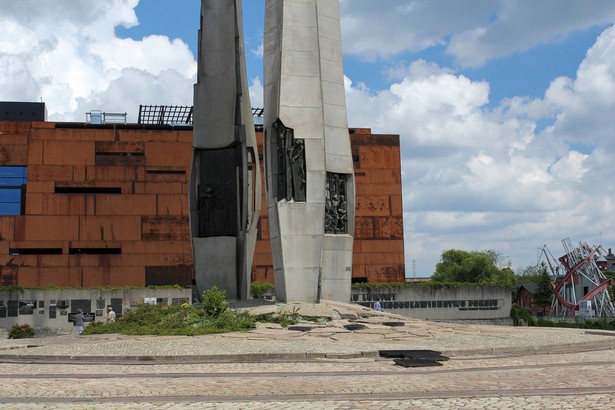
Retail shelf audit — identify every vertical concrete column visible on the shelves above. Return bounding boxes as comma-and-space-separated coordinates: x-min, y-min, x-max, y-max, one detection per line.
264, 0, 355, 302
190, 0, 261, 300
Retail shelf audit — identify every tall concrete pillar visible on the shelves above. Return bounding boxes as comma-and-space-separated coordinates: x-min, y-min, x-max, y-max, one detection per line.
264, 0, 355, 302
190, 0, 261, 300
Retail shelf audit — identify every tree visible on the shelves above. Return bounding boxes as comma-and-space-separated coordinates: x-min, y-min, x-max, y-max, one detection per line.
431, 249, 514, 286
533, 262, 553, 315
516, 264, 542, 283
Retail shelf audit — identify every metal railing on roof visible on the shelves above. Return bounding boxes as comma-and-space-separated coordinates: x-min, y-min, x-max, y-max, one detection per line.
86, 110, 127, 124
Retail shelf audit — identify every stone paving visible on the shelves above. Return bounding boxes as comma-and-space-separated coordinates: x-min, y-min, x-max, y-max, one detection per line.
0, 301, 614, 408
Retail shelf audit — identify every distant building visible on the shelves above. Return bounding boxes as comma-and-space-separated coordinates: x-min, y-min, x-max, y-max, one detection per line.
0, 102, 405, 289
517, 283, 551, 316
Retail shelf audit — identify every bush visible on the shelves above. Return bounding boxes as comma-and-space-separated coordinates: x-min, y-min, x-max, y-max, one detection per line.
251, 282, 275, 297
8, 323, 35, 339
203, 286, 228, 317
510, 304, 536, 326
83, 289, 258, 336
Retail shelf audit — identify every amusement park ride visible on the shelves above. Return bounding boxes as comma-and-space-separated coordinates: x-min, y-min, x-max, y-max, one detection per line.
540, 238, 615, 318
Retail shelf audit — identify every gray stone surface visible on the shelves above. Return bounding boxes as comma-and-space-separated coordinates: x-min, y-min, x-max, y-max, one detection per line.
1, 301, 615, 408
264, 0, 355, 303
190, 0, 261, 300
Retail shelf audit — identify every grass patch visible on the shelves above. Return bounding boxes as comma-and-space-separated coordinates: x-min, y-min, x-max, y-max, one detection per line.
83, 287, 257, 336
82, 287, 328, 336
535, 319, 615, 331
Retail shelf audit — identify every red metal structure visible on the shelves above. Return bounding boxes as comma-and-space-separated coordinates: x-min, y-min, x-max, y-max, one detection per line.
541, 239, 615, 318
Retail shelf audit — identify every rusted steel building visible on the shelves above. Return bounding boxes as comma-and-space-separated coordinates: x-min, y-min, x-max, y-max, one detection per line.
0, 103, 404, 288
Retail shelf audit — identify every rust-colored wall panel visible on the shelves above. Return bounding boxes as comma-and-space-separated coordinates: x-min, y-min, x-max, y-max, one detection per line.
122, 241, 188, 254
95, 194, 157, 216
110, 267, 145, 287
374, 217, 404, 240
28, 165, 74, 181
356, 182, 402, 197
356, 239, 404, 254
0, 266, 18, 286
0, 122, 31, 135
14, 216, 79, 241
79, 216, 142, 241
354, 217, 375, 239
365, 264, 405, 283
26, 181, 55, 193
352, 264, 367, 277
390, 195, 403, 216
0, 145, 28, 164
73, 166, 87, 181
0, 255, 35, 267
145, 142, 192, 166
163, 253, 192, 266
95, 141, 144, 154
10, 241, 65, 249
119, 129, 178, 143
43, 140, 95, 165
69, 254, 122, 268
364, 252, 404, 265
32, 127, 115, 141
157, 194, 189, 216
177, 130, 192, 143
141, 216, 190, 241
25, 193, 43, 214
16, 267, 39, 287
37, 267, 82, 287
258, 216, 270, 240
27, 140, 43, 164
253, 249, 273, 266
143, 169, 188, 183
134, 182, 184, 194
42, 194, 96, 215
0, 134, 27, 144
0, 241, 7, 254
85, 165, 137, 181
358, 146, 401, 169
145, 265, 192, 287
251, 266, 275, 284
367, 169, 401, 185
0, 217, 15, 241
356, 196, 391, 217
81, 267, 109, 287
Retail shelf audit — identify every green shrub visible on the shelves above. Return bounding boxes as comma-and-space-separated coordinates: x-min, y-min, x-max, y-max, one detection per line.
83, 292, 257, 336
251, 282, 275, 297
510, 303, 536, 326
8, 323, 35, 339
536, 319, 615, 331
203, 286, 228, 317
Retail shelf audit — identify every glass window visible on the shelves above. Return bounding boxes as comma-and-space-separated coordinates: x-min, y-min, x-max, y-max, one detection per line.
0, 166, 27, 215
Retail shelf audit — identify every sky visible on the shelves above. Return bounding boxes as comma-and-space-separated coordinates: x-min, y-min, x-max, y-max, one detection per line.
3, 0, 615, 277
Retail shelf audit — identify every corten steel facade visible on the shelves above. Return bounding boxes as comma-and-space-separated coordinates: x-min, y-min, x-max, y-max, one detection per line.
0, 120, 404, 288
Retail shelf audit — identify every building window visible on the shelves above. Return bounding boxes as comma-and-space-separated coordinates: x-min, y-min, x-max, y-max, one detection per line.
0, 166, 27, 215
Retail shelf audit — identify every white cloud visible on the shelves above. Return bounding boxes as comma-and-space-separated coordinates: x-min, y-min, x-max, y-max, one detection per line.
340, 0, 615, 67
345, 23, 615, 275
0, 0, 195, 121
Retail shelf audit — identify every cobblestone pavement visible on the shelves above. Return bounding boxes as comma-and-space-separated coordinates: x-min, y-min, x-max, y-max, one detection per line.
1, 302, 615, 408
0, 350, 613, 409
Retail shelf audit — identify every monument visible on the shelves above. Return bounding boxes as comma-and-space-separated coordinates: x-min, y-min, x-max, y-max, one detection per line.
190, 0, 261, 300
264, 0, 356, 302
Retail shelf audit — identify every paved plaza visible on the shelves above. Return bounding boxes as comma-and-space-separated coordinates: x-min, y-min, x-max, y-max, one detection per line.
1, 302, 614, 409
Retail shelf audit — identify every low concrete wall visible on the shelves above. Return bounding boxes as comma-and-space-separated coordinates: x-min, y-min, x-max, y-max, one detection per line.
0, 288, 192, 335
351, 285, 512, 320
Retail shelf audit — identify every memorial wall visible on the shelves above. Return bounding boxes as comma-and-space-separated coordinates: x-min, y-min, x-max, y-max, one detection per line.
351, 285, 512, 321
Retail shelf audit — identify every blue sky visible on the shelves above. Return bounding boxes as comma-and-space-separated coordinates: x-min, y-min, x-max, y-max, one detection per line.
3, 0, 615, 276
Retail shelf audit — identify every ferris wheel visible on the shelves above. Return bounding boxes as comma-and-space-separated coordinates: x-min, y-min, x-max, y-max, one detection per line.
540, 238, 615, 318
